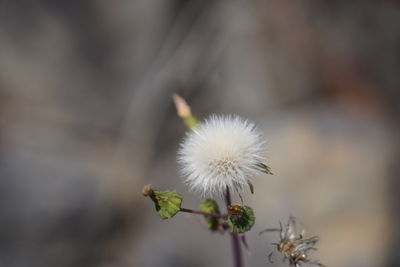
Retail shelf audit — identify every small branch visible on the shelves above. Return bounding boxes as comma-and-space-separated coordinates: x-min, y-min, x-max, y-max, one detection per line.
180, 208, 227, 219
225, 187, 243, 267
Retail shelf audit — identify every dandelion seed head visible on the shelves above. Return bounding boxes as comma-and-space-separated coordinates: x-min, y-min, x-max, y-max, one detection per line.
178, 115, 266, 197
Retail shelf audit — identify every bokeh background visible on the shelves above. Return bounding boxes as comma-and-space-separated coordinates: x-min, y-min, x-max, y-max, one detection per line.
1, 1, 400, 267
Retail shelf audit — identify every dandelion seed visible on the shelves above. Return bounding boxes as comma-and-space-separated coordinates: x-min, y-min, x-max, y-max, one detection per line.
177, 115, 267, 197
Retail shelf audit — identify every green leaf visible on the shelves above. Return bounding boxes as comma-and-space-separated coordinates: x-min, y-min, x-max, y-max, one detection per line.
150, 190, 182, 219
200, 199, 220, 230
227, 205, 255, 233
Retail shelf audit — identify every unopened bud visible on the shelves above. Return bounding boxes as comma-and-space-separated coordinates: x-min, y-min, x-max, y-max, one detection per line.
172, 93, 192, 118
227, 205, 255, 233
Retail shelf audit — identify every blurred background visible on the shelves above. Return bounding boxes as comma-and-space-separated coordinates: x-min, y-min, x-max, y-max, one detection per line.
0, 1, 400, 267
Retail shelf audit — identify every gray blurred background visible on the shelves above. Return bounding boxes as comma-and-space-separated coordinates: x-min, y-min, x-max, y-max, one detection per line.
1, 1, 400, 267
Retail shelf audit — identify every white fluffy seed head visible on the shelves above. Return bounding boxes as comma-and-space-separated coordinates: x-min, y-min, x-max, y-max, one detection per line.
177, 115, 266, 198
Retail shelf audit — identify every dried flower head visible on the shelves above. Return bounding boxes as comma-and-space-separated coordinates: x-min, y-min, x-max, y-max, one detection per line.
259, 216, 325, 267
178, 115, 267, 197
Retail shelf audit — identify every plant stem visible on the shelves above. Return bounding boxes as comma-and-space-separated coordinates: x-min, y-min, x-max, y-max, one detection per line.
225, 187, 243, 267
230, 232, 242, 267
180, 208, 227, 219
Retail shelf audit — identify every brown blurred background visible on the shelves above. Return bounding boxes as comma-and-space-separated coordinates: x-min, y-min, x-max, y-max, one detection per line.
0, 1, 400, 267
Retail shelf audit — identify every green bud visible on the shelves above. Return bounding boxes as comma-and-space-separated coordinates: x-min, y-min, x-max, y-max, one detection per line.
227, 204, 255, 233
200, 199, 220, 230
150, 190, 182, 219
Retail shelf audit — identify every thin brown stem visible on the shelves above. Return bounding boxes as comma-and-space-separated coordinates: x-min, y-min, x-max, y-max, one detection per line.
225, 187, 243, 267
225, 186, 232, 206
230, 232, 242, 267
180, 208, 227, 219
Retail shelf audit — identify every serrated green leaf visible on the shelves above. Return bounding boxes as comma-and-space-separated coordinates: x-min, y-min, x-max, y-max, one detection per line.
199, 199, 220, 230
227, 205, 255, 233
150, 190, 182, 219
